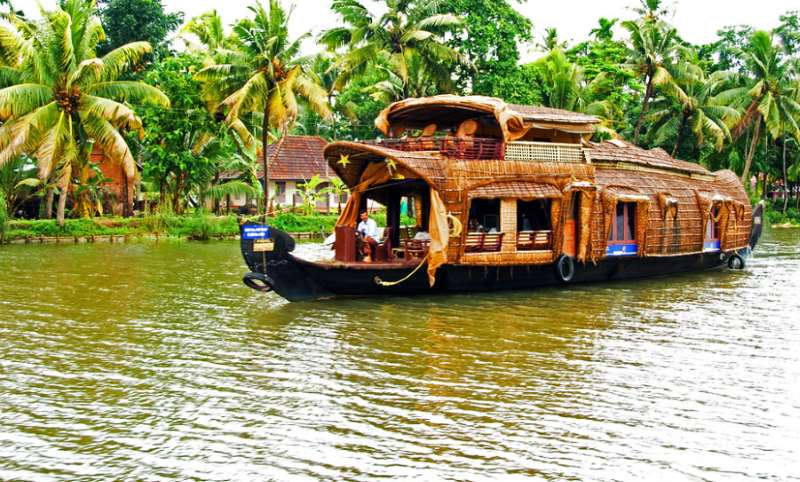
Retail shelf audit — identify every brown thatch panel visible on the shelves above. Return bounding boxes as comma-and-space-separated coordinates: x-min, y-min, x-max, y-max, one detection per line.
324, 142, 447, 188
469, 181, 561, 200
592, 167, 752, 260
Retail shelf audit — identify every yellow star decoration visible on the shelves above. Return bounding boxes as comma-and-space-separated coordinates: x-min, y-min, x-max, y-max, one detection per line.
385, 158, 397, 172
337, 154, 350, 167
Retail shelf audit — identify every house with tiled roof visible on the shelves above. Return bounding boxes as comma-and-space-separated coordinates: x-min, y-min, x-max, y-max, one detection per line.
224, 135, 345, 212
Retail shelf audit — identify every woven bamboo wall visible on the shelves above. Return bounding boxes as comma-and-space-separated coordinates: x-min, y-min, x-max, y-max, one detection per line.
324, 141, 752, 266
590, 168, 752, 260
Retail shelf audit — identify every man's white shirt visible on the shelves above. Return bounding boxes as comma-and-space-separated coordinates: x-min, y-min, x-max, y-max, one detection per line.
357, 218, 379, 239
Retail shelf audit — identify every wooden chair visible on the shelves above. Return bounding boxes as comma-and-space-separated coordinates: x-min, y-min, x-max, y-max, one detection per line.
482, 232, 504, 252
373, 227, 394, 262
516, 230, 552, 251
464, 232, 485, 252
403, 238, 430, 259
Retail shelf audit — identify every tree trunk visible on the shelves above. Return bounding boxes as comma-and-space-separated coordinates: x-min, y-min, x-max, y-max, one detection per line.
633, 73, 654, 144
671, 113, 688, 157
56, 188, 67, 227
782, 135, 789, 213
212, 171, 220, 214
122, 166, 131, 218
45, 188, 55, 219
172, 173, 184, 214
741, 116, 761, 185
262, 106, 270, 217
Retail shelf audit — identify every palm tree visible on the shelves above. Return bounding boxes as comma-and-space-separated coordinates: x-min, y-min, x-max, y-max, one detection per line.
720, 31, 800, 184
320, 0, 467, 97
0, 0, 169, 225
623, 18, 685, 143
307, 53, 358, 140
648, 70, 740, 156
533, 49, 618, 134
196, 0, 330, 216
538, 27, 568, 51
590, 18, 618, 41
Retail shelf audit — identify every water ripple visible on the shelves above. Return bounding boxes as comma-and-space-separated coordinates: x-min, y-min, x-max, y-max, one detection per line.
1, 232, 800, 480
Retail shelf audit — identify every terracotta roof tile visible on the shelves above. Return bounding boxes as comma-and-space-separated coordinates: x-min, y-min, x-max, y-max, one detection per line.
257, 136, 331, 180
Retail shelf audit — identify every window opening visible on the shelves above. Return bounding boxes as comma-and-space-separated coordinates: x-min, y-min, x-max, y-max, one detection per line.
516, 199, 552, 251
704, 205, 721, 252
607, 202, 637, 256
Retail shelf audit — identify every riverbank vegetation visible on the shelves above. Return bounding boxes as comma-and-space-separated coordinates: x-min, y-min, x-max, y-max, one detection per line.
0, 0, 799, 232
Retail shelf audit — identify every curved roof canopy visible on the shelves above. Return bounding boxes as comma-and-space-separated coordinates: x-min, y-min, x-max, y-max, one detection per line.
375, 95, 599, 141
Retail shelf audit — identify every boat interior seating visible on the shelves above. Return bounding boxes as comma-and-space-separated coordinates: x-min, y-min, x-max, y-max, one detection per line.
517, 230, 552, 251
403, 238, 430, 259
464, 232, 505, 253
372, 227, 394, 262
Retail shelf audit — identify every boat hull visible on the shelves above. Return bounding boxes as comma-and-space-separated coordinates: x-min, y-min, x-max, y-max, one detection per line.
240, 224, 750, 302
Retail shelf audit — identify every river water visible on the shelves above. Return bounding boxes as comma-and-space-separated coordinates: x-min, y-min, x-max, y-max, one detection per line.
1, 230, 799, 481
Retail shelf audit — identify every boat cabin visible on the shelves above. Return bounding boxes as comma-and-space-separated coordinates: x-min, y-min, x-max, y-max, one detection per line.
324, 96, 601, 274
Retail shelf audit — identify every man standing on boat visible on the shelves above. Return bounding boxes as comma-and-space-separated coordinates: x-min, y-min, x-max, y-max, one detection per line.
357, 210, 380, 262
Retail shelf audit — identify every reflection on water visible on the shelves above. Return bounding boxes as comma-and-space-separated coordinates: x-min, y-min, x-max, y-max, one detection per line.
1, 231, 799, 480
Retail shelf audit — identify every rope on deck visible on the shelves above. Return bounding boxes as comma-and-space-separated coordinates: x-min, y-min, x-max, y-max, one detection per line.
374, 254, 429, 287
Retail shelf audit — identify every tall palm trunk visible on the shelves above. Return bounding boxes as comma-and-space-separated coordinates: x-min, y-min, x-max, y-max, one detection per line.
262, 105, 270, 217
740, 116, 761, 185
56, 188, 68, 227
633, 72, 654, 144
212, 171, 220, 214
671, 113, 688, 157
782, 135, 789, 213
44, 188, 55, 219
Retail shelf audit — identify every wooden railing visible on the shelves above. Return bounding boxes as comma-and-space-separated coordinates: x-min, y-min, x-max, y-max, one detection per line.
505, 141, 587, 163
368, 137, 505, 160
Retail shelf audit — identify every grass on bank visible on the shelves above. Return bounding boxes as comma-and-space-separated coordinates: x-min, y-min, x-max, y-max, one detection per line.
2, 211, 345, 242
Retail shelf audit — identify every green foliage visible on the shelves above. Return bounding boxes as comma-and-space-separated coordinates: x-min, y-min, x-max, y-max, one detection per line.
97, 0, 183, 57
137, 53, 236, 213
0, 0, 170, 225
322, 0, 468, 98
268, 212, 338, 233
766, 204, 800, 225
441, 0, 532, 95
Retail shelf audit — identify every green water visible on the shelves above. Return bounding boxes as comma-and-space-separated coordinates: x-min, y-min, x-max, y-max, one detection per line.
1, 230, 799, 480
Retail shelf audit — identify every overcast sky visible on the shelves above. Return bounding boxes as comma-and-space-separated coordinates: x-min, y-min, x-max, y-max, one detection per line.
20, 0, 799, 59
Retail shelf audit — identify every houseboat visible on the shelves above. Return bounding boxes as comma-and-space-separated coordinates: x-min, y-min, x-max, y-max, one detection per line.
239, 95, 763, 301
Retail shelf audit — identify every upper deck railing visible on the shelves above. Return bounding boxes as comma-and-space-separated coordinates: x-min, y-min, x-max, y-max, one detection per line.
505, 141, 586, 163
367, 137, 505, 160
362, 137, 587, 163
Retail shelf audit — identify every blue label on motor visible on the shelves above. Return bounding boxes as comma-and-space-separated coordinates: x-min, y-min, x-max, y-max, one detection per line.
703, 240, 721, 252
243, 225, 271, 240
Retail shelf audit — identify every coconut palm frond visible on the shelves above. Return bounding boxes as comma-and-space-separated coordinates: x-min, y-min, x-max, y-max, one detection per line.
99, 41, 152, 81
80, 95, 141, 129
81, 115, 136, 178
206, 180, 259, 201
0, 83, 52, 120
87, 81, 170, 107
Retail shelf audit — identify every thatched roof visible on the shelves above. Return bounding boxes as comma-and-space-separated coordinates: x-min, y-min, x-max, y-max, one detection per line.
589, 140, 710, 176
375, 95, 599, 141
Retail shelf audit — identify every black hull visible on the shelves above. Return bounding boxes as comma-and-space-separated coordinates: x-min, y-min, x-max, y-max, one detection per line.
241, 224, 750, 302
